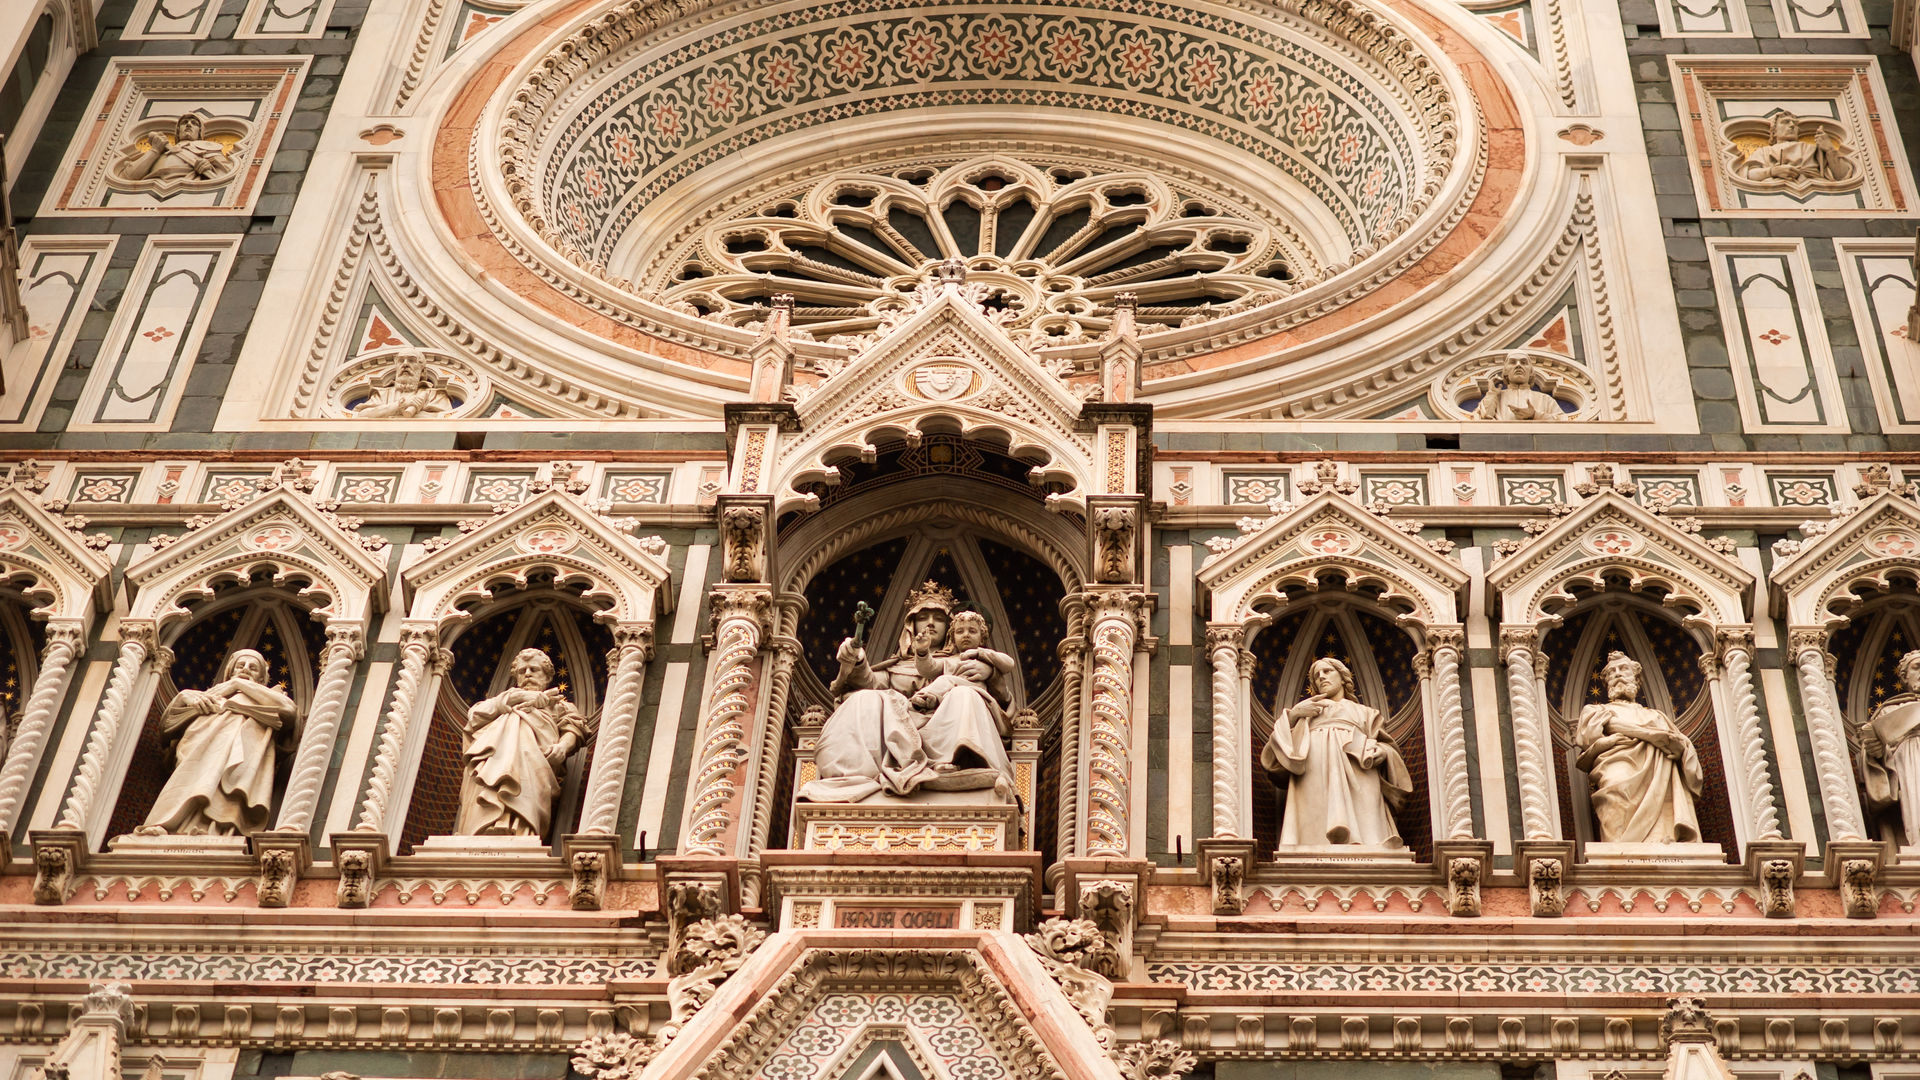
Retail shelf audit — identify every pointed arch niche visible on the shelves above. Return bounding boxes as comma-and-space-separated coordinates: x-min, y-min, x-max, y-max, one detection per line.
1488, 493, 1781, 861
1196, 491, 1473, 860
769, 465, 1087, 865
54, 491, 386, 849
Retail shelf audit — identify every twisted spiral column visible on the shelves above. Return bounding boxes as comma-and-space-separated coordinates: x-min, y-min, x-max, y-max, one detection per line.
1427, 628, 1474, 840
274, 623, 365, 835
1205, 625, 1243, 838
1790, 629, 1866, 841
1084, 589, 1143, 859
578, 624, 654, 836
683, 587, 770, 856
57, 623, 162, 831
354, 624, 440, 832
746, 633, 801, 857
1716, 629, 1783, 841
1500, 627, 1557, 841
1052, 597, 1088, 872
0, 621, 85, 837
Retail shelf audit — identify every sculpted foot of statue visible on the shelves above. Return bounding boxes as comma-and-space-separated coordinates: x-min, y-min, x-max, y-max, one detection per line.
456, 648, 586, 838
1261, 657, 1413, 850
1575, 651, 1705, 846
1864, 650, 1920, 848
799, 585, 1017, 804
138, 649, 295, 839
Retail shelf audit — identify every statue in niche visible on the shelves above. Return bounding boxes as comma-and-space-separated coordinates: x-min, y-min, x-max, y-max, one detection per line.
1260, 656, 1412, 847
457, 648, 587, 837
1731, 111, 1857, 188
351, 351, 458, 418
799, 582, 1016, 803
117, 114, 234, 186
1862, 649, 1920, 847
1574, 651, 1704, 844
137, 649, 295, 836
1471, 352, 1567, 422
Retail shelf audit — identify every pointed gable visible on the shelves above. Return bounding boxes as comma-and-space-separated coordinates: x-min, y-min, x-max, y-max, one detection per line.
1198, 490, 1470, 627
775, 286, 1096, 511
1488, 491, 1752, 626
125, 489, 389, 629
403, 491, 670, 627
1770, 493, 1920, 628
0, 489, 112, 622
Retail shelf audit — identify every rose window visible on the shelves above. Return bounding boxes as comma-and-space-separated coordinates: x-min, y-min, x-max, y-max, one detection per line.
647, 156, 1306, 344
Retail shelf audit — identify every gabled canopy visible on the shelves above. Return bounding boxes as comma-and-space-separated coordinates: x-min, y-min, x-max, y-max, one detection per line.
1488, 492, 1752, 627
402, 490, 669, 629
774, 284, 1097, 514
126, 489, 389, 630
0, 489, 112, 622
1769, 493, 1920, 628
1197, 490, 1469, 628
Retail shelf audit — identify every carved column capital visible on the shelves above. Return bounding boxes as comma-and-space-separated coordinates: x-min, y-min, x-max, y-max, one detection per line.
1498, 626, 1540, 665
40, 620, 87, 649
1787, 627, 1830, 657
321, 623, 367, 663
609, 622, 656, 664
1204, 624, 1244, 656
1426, 627, 1465, 654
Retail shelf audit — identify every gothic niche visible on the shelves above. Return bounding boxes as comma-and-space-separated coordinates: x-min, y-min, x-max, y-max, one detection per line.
1542, 598, 1738, 858
1453, 350, 1585, 422
398, 583, 610, 853
103, 584, 324, 844
330, 348, 479, 420
109, 113, 246, 198
1824, 585, 1920, 848
1724, 110, 1861, 196
1249, 595, 1432, 860
778, 446, 1072, 859
0, 586, 50, 775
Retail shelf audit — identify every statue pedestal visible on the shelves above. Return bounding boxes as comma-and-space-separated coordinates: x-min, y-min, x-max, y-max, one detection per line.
105, 833, 249, 857
1582, 841, 1728, 867
791, 800, 1023, 853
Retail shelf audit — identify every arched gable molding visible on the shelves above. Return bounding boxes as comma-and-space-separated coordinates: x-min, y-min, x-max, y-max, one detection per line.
1487, 492, 1751, 630
402, 490, 670, 631
356, 491, 670, 844
1486, 493, 1782, 850
0, 489, 111, 623
1197, 490, 1469, 629
1195, 491, 1473, 844
1769, 493, 1920, 630
125, 489, 390, 632
771, 288, 1097, 516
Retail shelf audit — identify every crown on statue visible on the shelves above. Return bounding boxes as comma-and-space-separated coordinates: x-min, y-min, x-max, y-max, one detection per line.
905, 580, 957, 614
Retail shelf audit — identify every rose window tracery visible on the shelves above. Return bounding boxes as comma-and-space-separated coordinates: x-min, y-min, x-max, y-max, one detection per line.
647, 155, 1309, 343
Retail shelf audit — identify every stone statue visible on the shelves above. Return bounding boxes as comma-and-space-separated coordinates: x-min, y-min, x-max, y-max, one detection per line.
799, 582, 1016, 803
1862, 649, 1920, 846
1732, 112, 1856, 188
138, 649, 295, 836
352, 352, 457, 418
1574, 651, 1704, 844
1472, 352, 1567, 421
118, 114, 233, 186
457, 648, 586, 837
1259, 656, 1412, 847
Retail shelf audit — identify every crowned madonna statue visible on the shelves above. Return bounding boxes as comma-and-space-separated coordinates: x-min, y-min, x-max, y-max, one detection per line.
799, 581, 1018, 804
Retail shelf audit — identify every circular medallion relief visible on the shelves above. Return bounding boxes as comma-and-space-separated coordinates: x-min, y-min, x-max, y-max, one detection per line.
1586, 530, 1642, 557
1304, 529, 1355, 556
0, 525, 27, 550
1869, 531, 1919, 557
518, 527, 579, 555
907, 363, 981, 401
246, 526, 300, 552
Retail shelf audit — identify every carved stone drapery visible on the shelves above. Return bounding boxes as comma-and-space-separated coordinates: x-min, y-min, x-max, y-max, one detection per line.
275, 624, 365, 836
578, 623, 655, 836
1500, 628, 1558, 841
1205, 625, 1245, 839
0, 621, 85, 840
683, 587, 771, 857
1711, 629, 1784, 842
57, 623, 165, 832
1426, 627, 1474, 840
354, 624, 445, 833
1084, 589, 1147, 859
1789, 628, 1866, 841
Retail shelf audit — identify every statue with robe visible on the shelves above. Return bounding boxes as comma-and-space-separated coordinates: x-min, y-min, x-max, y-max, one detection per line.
352, 351, 457, 418
1862, 649, 1920, 847
457, 648, 586, 837
1472, 352, 1567, 421
1732, 111, 1855, 188
139, 649, 295, 836
799, 582, 1016, 803
1574, 651, 1704, 844
1260, 656, 1413, 847
118, 114, 233, 186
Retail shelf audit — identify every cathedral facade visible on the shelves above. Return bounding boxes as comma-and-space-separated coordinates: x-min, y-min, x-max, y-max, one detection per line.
1, 1, 1919, 1080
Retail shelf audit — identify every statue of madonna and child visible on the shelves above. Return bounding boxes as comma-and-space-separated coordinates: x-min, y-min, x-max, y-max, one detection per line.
799, 581, 1018, 804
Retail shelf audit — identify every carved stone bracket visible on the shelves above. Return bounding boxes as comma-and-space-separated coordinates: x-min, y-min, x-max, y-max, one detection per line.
562, 834, 622, 912
329, 833, 390, 909
1517, 840, 1575, 918
1824, 840, 1889, 919
1434, 839, 1493, 918
661, 874, 729, 967
1745, 840, 1803, 919
28, 829, 87, 905
1198, 837, 1257, 917
250, 831, 311, 909
716, 496, 773, 584
660, 914, 766, 1041
1024, 916, 1121, 1046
